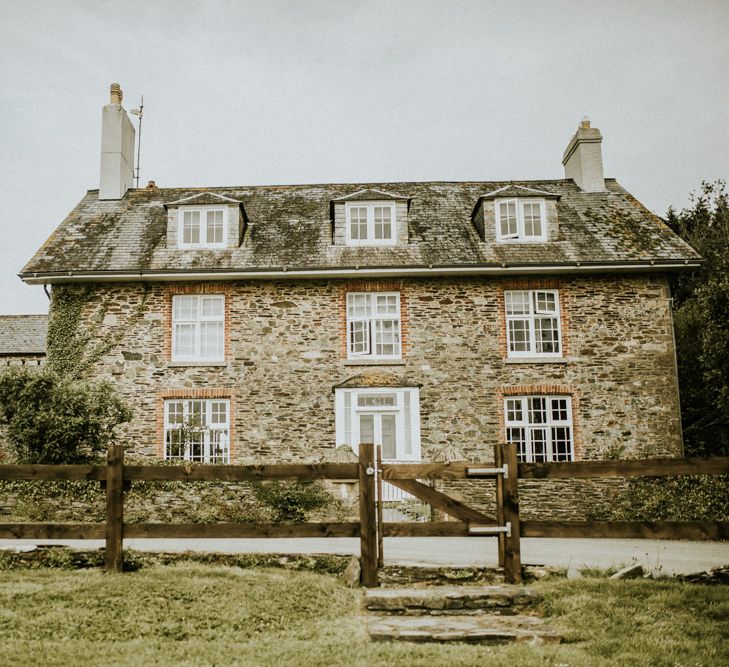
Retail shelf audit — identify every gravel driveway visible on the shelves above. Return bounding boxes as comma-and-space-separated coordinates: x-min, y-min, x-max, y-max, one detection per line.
2, 537, 728, 576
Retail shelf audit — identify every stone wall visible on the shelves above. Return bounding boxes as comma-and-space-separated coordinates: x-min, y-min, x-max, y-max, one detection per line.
46, 273, 683, 517
441, 478, 627, 521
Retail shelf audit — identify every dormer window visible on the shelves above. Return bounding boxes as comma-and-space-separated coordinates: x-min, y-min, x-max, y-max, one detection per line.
495, 198, 547, 242
345, 202, 396, 245
178, 207, 228, 248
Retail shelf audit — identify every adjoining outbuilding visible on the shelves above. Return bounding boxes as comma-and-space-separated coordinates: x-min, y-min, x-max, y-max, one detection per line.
0, 315, 48, 368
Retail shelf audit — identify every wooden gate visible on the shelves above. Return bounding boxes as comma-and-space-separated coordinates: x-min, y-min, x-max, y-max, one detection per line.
360, 442, 521, 586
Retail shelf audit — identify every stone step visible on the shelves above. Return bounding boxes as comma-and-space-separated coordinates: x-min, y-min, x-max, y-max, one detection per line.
364, 584, 541, 615
367, 613, 561, 644
379, 565, 505, 587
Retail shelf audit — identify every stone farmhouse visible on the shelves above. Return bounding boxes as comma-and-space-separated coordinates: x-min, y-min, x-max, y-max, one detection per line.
0, 315, 48, 368
20, 85, 700, 513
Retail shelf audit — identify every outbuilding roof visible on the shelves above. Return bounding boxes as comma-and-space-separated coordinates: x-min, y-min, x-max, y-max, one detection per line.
19, 179, 700, 283
0, 315, 48, 355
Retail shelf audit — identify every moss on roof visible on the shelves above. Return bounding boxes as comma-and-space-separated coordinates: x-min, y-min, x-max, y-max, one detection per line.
20, 179, 700, 278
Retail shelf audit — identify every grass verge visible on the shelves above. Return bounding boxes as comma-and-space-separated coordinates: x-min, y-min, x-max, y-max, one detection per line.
0, 564, 726, 666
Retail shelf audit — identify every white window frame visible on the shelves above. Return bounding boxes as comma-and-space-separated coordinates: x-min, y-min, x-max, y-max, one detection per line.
345, 201, 397, 246
504, 289, 562, 358
334, 387, 421, 462
504, 395, 573, 463
177, 206, 228, 248
346, 292, 402, 360
164, 398, 230, 463
495, 198, 547, 242
171, 294, 225, 362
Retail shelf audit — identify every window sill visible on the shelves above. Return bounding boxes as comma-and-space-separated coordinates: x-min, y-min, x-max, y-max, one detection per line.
176, 244, 228, 250
344, 243, 399, 248
344, 359, 406, 366
168, 361, 228, 368
504, 357, 568, 364
494, 238, 548, 244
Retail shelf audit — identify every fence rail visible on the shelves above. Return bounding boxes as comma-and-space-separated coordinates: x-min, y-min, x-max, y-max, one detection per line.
1, 446, 727, 585
521, 520, 729, 540
519, 457, 729, 479
0, 465, 106, 481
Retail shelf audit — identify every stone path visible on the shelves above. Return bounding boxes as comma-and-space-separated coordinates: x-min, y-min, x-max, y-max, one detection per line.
364, 582, 561, 644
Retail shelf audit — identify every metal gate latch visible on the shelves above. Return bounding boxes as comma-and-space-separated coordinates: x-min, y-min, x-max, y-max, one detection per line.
468, 522, 512, 537
466, 464, 508, 479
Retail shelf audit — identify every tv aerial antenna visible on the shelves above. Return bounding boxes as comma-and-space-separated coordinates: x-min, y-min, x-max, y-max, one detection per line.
130, 95, 144, 188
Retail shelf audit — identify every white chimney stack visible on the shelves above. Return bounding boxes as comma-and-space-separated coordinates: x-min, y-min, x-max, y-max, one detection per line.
99, 83, 135, 200
561, 117, 606, 192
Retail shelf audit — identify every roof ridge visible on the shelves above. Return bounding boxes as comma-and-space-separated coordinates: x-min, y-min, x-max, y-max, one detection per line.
112, 178, 578, 193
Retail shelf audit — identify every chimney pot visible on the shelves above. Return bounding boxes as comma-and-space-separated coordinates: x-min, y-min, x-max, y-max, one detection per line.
146, 180, 157, 190
580, 116, 590, 129
110, 83, 123, 105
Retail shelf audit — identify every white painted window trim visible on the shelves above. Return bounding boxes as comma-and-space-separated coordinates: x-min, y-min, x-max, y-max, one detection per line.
171, 294, 226, 362
163, 398, 230, 463
334, 387, 421, 462
346, 292, 402, 360
504, 289, 562, 358
504, 395, 574, 463
345, 201, 397, 246
177, 206, 228, 248
495, 198, 547, 242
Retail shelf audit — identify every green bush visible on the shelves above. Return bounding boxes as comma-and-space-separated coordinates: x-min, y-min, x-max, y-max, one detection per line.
608, 475, 729, 521
0, 479, 105, 522
0, 368, 131, 464
253, 481, 335, 523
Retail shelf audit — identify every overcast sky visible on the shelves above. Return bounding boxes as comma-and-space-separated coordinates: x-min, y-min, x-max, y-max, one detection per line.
0, 0, 727, 315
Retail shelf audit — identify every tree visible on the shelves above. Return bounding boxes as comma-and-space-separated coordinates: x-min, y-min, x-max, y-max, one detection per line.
0, 368, 132, 464
666, 181, 729, 456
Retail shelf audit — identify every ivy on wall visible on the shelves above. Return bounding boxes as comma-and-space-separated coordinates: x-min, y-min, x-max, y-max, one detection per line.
47, 284, 150, 379
46, 285, 93, 378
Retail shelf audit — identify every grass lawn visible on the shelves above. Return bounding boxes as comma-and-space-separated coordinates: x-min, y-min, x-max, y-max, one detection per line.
0, 563, 727, 666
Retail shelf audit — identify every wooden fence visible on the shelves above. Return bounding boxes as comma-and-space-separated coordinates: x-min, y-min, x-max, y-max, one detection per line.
1, 444, 728, 586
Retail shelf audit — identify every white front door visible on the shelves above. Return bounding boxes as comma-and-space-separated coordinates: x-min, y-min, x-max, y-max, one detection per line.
335, 387, 421, 502
358, 411, 411, 502
358, 412, 397, 459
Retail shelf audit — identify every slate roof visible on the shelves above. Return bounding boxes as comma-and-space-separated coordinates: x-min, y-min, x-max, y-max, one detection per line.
20, 179, 700, 281
0, 315, 48, 355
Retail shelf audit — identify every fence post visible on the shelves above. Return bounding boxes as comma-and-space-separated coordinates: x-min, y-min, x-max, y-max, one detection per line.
358, 442, 378, 587
376, 447, 384, 569
501, 441, 522, 584
105, 444, 124, 573
494, 443, 506, 568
